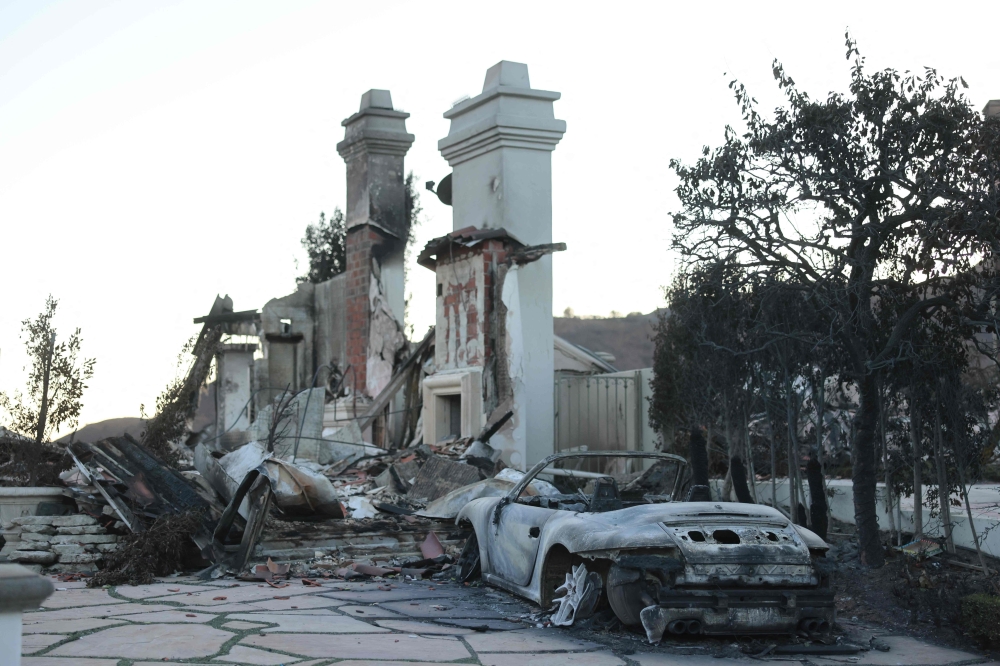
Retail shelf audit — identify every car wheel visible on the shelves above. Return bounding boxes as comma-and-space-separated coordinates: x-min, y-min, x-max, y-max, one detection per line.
607, 564, 655, 626
457, 531, 482, 583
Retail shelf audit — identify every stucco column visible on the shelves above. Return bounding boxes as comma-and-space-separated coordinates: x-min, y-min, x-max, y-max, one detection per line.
214, 343, 256, 447
438, 62, 565, 468
337, 90, 414, 397
0, 564, 54, 664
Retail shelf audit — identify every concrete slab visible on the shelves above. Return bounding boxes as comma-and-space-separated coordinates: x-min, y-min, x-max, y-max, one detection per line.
178, 602, 272, 613
374, 619, 478, 635
242, 633, 473, 661
20, 633, 66, 654
248, 594, 344, 611
245, 608, 338, 616
21, 617, 124, 634
228, 612, 389, 633
114, 582, 216, 599
378, 598, 507, 619
112, 610, 218, 623
39, 588, 117, 609
42, 578, 89, 589
338, 604, 403, 618
162, 584, 319, 605
632, 655, 757, 665
808, 635, 984, 665
23, 602, 178, 621
21, 657, 120, 666
435, 618, 524, 630
48, 623, 233, 660
466, 627, 604, 652
329, 663, 449, 666
319, 587, 457, 603
215, 644, 301, 664
222, 620, 270, 630
478, 652, 626, 666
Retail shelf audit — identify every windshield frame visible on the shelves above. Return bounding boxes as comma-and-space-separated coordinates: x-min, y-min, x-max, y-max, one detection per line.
503, 451, 689, 503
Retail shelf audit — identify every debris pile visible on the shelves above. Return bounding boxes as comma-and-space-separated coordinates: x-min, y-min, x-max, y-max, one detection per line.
1, 315, 515, 584
0, 514, 120, 569
89, 511, 204, 586
60, 434, 217, 546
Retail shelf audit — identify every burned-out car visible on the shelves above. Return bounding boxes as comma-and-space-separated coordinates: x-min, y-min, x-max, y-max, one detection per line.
456, 452, 834, 640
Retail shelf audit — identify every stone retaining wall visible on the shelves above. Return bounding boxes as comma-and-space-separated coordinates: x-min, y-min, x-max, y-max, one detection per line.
1, 514, 120, 568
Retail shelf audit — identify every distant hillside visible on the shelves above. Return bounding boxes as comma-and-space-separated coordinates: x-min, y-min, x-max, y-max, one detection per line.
57, 417, 145, 444
554, 310, 663, 371
56, 383, 217, 445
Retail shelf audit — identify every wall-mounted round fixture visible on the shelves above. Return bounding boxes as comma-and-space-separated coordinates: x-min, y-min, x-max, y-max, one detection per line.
425, 174, 452, 206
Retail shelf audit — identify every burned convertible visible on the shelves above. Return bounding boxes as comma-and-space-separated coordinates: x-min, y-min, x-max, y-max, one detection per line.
456, 452, 834, 641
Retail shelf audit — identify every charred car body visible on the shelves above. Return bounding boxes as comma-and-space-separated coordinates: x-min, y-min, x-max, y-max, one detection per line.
456, 452, 834, 640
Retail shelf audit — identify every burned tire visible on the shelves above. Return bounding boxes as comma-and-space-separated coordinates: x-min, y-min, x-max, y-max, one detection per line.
606, 564, 652, 626
457, 531, 481, 583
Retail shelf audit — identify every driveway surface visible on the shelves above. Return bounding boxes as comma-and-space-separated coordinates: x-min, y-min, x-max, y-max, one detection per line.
18, 575, 997, 665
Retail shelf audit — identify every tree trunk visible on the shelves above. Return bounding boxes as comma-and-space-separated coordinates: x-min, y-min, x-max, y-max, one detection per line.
806, 457, 828, 540
744, 410, 758, 502
35, 331, 55, 445
933, 401, 955, 554
689, 428, 710, 488
29, 331, 56, 487
730, 456, 754, 503
955, 456, 989, 574
877, 380, 897, 545
910, 392, 923, 539
852, 374, 885, 567
768, 411, 778, 511
785, 380, 801, 523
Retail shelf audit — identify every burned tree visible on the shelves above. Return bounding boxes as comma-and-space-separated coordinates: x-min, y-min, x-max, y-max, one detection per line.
669, 35, 1000, 566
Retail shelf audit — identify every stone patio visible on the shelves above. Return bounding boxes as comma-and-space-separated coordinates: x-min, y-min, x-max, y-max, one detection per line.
18, 576, 996, 665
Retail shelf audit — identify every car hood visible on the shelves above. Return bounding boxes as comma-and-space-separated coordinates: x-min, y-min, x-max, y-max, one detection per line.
561, 501, 815, 565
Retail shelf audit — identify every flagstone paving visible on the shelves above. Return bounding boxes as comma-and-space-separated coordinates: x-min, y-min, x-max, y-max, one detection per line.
18, 574, 998, 665
21, 658, 119, 666
21, 617, 125, 634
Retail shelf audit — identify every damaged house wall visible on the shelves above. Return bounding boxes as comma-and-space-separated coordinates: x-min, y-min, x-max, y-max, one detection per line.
215, 89, 412, 452
256, 271, 347, 415
313, 274, 348, 388
434, 61, 566, 469
259, 282, 315, 403
417, 230, 519, 448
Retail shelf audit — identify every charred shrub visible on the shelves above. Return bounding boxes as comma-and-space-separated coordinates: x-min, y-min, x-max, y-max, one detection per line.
0, 436, 71, 487
88, 511, 201, 587
962, 594, 1000, 647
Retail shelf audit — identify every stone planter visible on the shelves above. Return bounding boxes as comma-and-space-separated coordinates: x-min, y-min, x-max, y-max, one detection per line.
0, 487, 65, 525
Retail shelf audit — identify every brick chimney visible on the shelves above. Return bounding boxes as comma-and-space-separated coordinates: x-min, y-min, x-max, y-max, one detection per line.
337, 90, 414, 396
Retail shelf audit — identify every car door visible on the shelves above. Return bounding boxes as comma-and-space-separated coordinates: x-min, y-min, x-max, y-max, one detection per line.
487, 502, 553, 586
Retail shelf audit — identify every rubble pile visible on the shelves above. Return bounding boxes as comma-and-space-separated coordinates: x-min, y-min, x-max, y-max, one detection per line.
0, 514, 120, 569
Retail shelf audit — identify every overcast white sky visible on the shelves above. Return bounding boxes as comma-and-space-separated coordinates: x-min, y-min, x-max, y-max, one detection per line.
1, 0, 998, 431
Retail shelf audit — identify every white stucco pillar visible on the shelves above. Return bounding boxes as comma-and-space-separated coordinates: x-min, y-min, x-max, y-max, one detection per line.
438, 61, 565, 468
0, 564, 54, 665
215, 344, 256, 440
